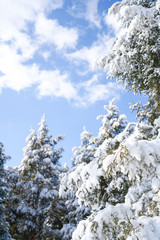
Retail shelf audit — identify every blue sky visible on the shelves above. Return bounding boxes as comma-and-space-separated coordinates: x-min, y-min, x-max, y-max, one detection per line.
0, 0, 142, 167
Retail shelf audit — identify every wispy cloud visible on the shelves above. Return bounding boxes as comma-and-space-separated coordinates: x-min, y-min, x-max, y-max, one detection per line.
68, 0, 101, 28
74, 74, 123, 107
85, 0, 101, 28
66, 34, 110, 71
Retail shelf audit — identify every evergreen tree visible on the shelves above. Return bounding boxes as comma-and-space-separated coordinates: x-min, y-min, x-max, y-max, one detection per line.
60, 173, 90, 240
72, 127, 95, 165
60, 101, 129, 238
98, 0, 160, 123
71, 115, 160, 239
59, 128, 94, 239
94, 98, 127, 149
0, 142, 11, 240
73, 101, 128, 210
6, 116, 65, 240
5, 166, 22, 240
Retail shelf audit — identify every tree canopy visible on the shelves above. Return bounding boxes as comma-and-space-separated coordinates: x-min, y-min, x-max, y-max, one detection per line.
98, 0, 160, 123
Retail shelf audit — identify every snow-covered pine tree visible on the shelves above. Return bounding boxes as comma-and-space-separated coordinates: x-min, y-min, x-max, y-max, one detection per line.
98, 0, 160, 123
0, 142, 11, 240
72, 117, 160, 239
59, 176, 90, 240
36, 115, 66, 239
70, 100, 128, 210
72, 127, 95, 165
6, 116, 66, 240
38, 114, 64, 165
60, 101, 130, 239
94, 98, 127, 149
5, 166, 22, 240
59, 128, 94, 239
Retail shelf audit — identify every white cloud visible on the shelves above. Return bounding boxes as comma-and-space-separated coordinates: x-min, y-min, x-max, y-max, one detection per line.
0, 0, 78, 71
75, 74, 123, 106
0, 0, 67, 63
0, 0, 64, 37
0, 42, 77, 100
66, 34, 110, 71
85, 0, 101, 28
40, 51, 51, 61
0, 43, 122, 105
0, 0, 75, 62
68, 0, 101, 28
0, 44, 77, 101
37, 70, 77, 100
0, 1, 39, 61
0, 44, 39, 91
0, 43, 121, 104
0, 0, 79, 100
36, 72, 123, 106
85, 81, 122, 104
35, 14, 79, 50
0, 0, 122, 107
